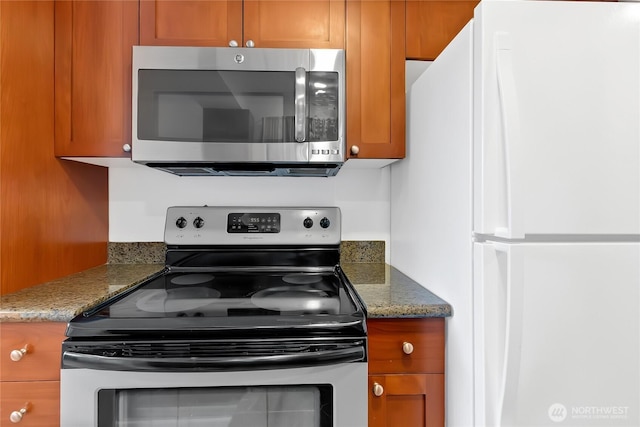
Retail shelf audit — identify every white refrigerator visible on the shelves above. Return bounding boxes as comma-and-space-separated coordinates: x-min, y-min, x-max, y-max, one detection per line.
390, 1, 640, 426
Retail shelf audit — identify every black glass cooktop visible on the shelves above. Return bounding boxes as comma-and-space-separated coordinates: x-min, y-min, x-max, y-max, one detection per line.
66, 268, 366, 339
101, 271, 354, 318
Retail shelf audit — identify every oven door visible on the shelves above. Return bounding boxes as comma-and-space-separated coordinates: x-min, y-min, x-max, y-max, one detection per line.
61, 362, 366, 427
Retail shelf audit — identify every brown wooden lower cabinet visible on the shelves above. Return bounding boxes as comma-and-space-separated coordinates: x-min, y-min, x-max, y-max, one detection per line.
369, 374, 444, 427
368, 318, 445, 427
0, 323, 65, 427
0, 381, 60, 426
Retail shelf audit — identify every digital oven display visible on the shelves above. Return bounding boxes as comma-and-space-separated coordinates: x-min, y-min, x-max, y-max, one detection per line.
227, 213, 281, 233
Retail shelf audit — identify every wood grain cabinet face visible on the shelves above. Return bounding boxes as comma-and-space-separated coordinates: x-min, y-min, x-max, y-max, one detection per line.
0, 381, 60, 426
369, 374, 444, 427
0, 323, 66, 382
54, 0, 139, 157
140, 0, 345, 49
0, 323, 66, 427
345, 0, 405, 159
368, 318, 445, 374
406, 0, 478, 60
367, 318, 445, 427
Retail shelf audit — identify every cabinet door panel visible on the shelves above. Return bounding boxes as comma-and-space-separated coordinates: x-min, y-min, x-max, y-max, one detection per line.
140, 0, 242, 46
369, 374, 444, 427
346, 0, 405, 159
243, 0, 344, 48
406, 0, 477, 60
54, 0, 138, 157
0, 381, 60, 426
0, 323, 66, 382
368, 318, 445, 374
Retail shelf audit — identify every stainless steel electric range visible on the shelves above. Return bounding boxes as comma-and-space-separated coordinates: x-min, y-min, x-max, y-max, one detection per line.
60, 207, 367, 427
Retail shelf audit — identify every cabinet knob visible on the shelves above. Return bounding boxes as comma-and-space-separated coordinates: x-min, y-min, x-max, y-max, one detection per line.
9, 403, 30, 423
122, 143, 131, 153
402, 341, 414, 355
228, 40, 239, 47
10, 344, 31, 362
372, 382, 384, 397
245, 40, 255, 48
350, 145, 360, 155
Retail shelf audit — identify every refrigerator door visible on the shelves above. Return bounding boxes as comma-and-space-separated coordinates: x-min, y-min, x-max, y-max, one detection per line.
473, 1, 640, 238
474, 241, 640, 426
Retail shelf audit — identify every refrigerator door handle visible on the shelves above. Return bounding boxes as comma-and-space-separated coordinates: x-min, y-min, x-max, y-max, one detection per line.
494, 243, 525, 426
495, 33, 524, 239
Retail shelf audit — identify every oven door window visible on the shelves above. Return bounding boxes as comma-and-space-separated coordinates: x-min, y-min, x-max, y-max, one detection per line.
97, 385, 332, 427
137, 70, 339, 144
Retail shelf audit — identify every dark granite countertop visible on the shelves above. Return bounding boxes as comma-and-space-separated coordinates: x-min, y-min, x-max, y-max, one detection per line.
342, 264, 451, 318
0, 264, 164, 322
0, 263, 451, 322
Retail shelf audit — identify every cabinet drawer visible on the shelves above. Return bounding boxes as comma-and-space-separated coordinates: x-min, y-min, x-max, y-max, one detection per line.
0, 323, 66, 381
368, 318, 444, 374
0, 381, 60, 426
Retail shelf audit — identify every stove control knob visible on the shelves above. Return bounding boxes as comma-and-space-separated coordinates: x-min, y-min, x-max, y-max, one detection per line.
193, 217, 205, 228
303, 217, 313, 229
320, 217, 331, 229
176, 217, 187, 229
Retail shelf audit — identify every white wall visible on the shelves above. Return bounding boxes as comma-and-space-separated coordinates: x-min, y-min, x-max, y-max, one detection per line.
108, 160, 392, 260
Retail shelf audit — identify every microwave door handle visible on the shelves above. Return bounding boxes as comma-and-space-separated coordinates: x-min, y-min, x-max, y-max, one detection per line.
295, 67, 307, 142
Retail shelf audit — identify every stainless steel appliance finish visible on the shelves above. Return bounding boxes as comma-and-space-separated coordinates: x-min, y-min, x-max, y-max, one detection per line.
61, 207, 367, 427
62, 364, 367, 426
164, 206, 342, 246
132, 47, 345, 177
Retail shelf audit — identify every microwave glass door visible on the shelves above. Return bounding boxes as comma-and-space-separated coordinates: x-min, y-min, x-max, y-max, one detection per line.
97, 385, 332, 427
137, 70, 339, 144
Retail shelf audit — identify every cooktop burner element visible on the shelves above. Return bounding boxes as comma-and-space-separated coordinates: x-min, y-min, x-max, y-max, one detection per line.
282, 274, 324, 285
170, 273, 215, 286
135, 287, 221, 313
251, 286, 339, 314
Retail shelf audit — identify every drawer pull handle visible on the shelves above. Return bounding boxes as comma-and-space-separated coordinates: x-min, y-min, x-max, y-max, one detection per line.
372, 382, 384, 397
9, 403, 31, 423
402, 341, 414, 355
10, 344, 31, 362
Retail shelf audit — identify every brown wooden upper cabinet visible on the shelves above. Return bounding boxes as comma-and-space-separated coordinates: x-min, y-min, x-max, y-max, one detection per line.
54, 0, 139, 157
406, 0, 478, 60
346, 0, 406, 159
140, 0, 345, 49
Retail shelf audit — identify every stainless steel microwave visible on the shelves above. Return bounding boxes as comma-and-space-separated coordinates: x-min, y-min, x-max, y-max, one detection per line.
131, 46, 345, 177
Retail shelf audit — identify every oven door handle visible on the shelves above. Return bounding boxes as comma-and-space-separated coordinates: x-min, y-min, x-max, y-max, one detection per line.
62, 347, 365, 372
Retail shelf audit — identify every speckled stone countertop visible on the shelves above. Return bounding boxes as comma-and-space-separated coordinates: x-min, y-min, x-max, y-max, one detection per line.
342, 263, 451, 318
0, 241, 450, 322
0, 265, 164, 322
